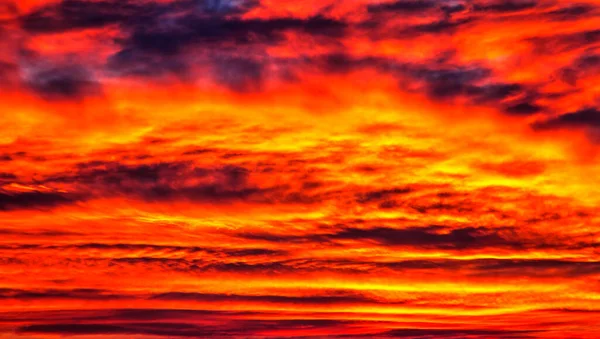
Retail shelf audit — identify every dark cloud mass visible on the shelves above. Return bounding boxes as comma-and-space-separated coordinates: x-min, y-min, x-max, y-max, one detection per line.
531, 108, 600, 130
212, 56, 266, 91
367, 0, 438, 14
16, 315, 352, 337
0, 288, 125, 300
25, 64, 100, 100
331, 226, 525, 249
241, 225, 540, 251
0, 191, 81, 211
35, 160, 326, 205
472, 1, 537, 13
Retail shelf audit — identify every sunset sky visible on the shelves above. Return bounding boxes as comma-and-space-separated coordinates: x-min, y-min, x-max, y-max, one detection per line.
1, 0, 600, 338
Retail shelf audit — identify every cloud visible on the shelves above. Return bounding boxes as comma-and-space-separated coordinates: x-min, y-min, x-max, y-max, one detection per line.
558, 52, 600, 86
20, 0, 265, 35
24, 64, 101, 100
0, 288, 126, 300
17, 314, 351, 337
115, 15, 346, 56
312, 54, 535, 113
41, 161, 327, 205
241, 225, 536, 251
531, 108, 600, 130
0, 172, 16, 180
469, 259, 600, 277
20, 0, 159, 34
7, 242, 286, 258
504, 101, 543, 115
151, 291, 375, 305
4, 309, 239, 323
402, 17, 474, 36
18, 323, 216, 337
546, 4, 597, 21
472, 1, 537, 13
14, 323, 541, 338
106, 48, 190, 78
3, 1, 600, 337
529, 29, 600, 53
330, 226, 525, 249
102, 12, 347, 85
212, 56, 265, 91
380, 328, 539, 338
379, 258, 600, 278
367, 0, 438, 14
355, 187, 413, 204
0, 191, 81, 211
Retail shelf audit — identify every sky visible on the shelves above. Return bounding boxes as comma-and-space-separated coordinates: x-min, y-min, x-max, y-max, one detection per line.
1, 0, 600, 338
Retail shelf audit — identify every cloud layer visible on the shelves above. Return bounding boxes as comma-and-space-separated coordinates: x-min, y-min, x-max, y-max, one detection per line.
2, 0, 600, 338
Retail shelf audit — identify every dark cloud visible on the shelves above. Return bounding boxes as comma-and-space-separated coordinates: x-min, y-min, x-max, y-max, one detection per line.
331, 226, 523, 249
504, 101, 543, 115
0, 191, 81, 211
469, 259, 600, 277
314, 54, 530, 108
20, 0, 259, 34
410, 201, 475, 214
6, 242, 286, 257
17, 316, 350, 337
55, 161, 193, 198
403, 17, 474, 35
104, 11, 345, 82
0, 228, 78, 237
20, 0, 155, 34
380, 328, 539, 338
15, 323, 541, 338
42, 161, 325, 205
200, 0, 261, 15
106, 49, 190, 78
212, 56, 265, 91
151, 291, 374, 305
558, 52, 600, 86
380, 258, 600, 277
241, 225, 531, 250
471, 83, 524, 103
0, 308, 238, 323
25, 64, 100, 100
356, 187, 413, 204
531, 107, 600, 130
116, 15, 346, 57
22, 0, 344, 86
546, 4, 596, 21
202, 261, 298, 273
472, 1, 537, 13
0, 172, 16, 180
573, 53, 600, 69
367, 0, 437, 14
404, 66, 490, 99
530, 29, 600, 53
100, 256, 375, 275
182, 148, 214, 155
0, 288, 126, 300
18, 323, 217, 337
317, 53, 378, 74
20, 0, 263, 35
